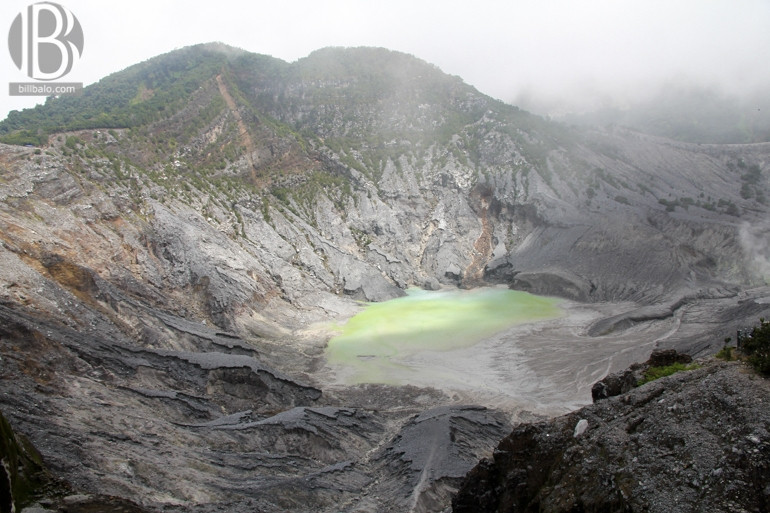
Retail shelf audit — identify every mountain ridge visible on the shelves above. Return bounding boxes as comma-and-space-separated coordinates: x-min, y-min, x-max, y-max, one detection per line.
1, 44, 767, 347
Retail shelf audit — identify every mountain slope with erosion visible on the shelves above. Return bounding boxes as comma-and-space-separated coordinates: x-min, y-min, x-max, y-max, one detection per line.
1, 44, 769, 512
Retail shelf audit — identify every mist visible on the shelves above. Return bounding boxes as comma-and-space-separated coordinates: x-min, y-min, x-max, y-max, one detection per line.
410, 1, 770, 138
741, 222, 770, 284
453, 1, 770, 142
458, 1, 770, 117
2, 0, 770, 133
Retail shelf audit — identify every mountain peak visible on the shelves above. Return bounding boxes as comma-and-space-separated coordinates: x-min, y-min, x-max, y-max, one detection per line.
198, 41, 251, 57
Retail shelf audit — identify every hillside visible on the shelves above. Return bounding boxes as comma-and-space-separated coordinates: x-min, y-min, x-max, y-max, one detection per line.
1, 43, 769, 512
453, 354, 770, 513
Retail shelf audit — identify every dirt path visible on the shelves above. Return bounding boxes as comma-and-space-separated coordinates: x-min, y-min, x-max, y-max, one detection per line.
215, 74, 259, 183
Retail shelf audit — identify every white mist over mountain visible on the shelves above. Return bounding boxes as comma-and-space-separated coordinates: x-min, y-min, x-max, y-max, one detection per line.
1, 0, 769, 123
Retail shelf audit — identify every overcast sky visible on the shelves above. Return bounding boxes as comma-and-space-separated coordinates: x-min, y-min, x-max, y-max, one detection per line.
2, 0, 770, 121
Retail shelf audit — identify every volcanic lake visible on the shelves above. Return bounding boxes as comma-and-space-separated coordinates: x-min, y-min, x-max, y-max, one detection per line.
325, 287, 562, 384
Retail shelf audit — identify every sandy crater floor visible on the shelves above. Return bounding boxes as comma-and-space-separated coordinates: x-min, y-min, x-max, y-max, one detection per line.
304, 289, 687, 418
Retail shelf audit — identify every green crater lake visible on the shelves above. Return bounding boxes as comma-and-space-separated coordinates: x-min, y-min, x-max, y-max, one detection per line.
326, 287, 562, 385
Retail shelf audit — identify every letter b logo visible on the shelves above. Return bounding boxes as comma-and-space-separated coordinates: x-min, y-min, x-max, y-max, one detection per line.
8, 2, 84, 81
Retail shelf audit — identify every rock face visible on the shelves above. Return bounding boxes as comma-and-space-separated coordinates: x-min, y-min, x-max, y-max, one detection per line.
0, 410, 49, 513
0, 44, 769, 512
453, 359, 770, 513
591, 349, 693, 401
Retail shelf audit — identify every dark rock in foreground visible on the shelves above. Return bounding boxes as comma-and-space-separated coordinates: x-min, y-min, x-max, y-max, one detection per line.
453, 359, 770, 513
1, 408, 150, 513
1, 409, 50, 513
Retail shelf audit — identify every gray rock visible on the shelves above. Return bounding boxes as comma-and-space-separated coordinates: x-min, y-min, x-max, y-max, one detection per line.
455, 360, 770, 513
62, 494, 93, 506
592, 368, 640, 401
573, 419, 588, 437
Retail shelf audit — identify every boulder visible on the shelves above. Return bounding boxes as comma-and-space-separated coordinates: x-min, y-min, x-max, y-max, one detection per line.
592, 349, 692, 402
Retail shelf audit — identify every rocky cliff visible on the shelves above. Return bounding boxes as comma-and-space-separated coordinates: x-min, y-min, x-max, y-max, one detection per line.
1, 44, 769, 512
452, 355, 770, 513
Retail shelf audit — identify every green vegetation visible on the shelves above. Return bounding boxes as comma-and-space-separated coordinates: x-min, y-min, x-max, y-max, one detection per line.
64, 135, 82, 150
716, 346, 735, 361
614, 195, 630, 205
0, 129, 47, 146
716, 338, 735, 361
268, 170, 355, 225
740, 318, 770, 374
582, 167, 638, 205
658, 196, 739, 216
736, 161, 765, 204
260, 196, 272, 223
350, 226, 372, 248
638, 362, 700, 385
0, 45, 231, 145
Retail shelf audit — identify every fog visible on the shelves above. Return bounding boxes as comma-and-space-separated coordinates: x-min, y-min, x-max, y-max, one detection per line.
740, 222, 770, 284
2, 0, 770, 125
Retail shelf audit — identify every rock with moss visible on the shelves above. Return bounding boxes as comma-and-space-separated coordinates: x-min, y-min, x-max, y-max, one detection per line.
591, 349, 693, 401
0, 410, 50, 513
